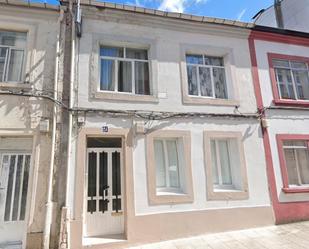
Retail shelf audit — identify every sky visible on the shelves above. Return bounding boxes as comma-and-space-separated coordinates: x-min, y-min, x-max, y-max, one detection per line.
45, 0, 274, 22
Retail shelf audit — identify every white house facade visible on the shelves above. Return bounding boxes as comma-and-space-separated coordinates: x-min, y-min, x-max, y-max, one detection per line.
67, 2, 274, 248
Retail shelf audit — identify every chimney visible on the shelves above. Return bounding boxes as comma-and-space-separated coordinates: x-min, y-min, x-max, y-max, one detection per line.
274, 0, 284, 28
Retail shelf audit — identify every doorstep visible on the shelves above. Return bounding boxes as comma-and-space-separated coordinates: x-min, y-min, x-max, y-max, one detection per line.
83, 234, 127, 249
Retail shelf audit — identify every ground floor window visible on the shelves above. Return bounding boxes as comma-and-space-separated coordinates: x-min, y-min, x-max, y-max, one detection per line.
277, 134, 309, 189
204, 131, 249, 200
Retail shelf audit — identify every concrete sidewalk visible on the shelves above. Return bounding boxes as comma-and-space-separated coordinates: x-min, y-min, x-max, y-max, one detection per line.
128, 221, 309, 249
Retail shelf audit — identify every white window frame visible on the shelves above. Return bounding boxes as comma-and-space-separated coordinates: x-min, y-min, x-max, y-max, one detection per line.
273, 59, 309, 101
0, 31, 27, 84
186, 54, 228, 99
99, 46, 150, 95
211, 139, 235, 191
283, 141, 309, 187
154, 138, 183, 194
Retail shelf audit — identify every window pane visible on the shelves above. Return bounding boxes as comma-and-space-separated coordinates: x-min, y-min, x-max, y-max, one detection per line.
0, 47, 8, 81
19, 155, 30, 220
88, 152, 97, 197
293, 70, 309, 100
0, 31, 27, 47
118, 61, 132, 93
275, 68, 295, 99
187, 65, 198, 95
199, 67, 212, 97
5, 155, 16, 221
213, 68, 228, 99
218, 140, 232, 185
205, 56, 224, 66
166, 140, 180, 188
112, 152, 121, 196
211, 140, 219, 185
12, 155, 23, 221
291, 61, 307, 70
284, 148, 300, 185
296, 148, 309, 184
154, 140, 166, 188
273, 59, 289, 68
7, 49, 24, 82
100, 59, 115, 91
100, 46, 123, 57
135, 61, 150, 95
186, 54, 203, 65
126, 48, 148, 60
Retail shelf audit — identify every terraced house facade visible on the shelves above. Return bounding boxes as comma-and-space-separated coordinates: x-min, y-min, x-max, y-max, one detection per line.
0, 0, 309, 249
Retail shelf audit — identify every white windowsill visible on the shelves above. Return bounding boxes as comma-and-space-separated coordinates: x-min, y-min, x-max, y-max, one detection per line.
94, 91, 159, 103
183, 95, 239, 106
0, 82, 32, 90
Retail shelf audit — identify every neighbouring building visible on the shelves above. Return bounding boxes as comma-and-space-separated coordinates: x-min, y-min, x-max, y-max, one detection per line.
254, 0, 309, 33
249, 26, 309, 224
63, 1, 274, 248
0, 2, 67, 249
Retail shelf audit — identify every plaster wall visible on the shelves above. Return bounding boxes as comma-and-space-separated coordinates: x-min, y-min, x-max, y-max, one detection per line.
254, 39, 309, 204
80, 115, 271, 215
255, 0, 309, 33
76, 8, 257, 114
0, 5, 59, 246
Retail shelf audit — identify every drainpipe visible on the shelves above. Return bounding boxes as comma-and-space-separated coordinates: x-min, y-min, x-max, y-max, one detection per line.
42, 8, 64, 249
274, 0, 284, 28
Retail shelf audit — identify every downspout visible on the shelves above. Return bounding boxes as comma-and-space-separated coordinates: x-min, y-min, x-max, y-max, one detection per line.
43, 8, 64, 249
274, 0, 284, 29
66, 0, 75, 209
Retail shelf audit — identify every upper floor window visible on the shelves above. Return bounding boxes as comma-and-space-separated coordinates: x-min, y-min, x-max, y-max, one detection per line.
273, 59, 309, 101
186, 54, 228, 99
0, 30, 27, 83
100, 46, 150, 95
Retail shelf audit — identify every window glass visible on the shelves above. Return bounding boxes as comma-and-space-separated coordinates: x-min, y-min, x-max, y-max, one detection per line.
118, 60, 132, 93
0, 30, 26, 83
126, 48, 148, 60
199, 67, 212, 97
166, 140, 180, 188
283, 140, 309, 186
186, 54, 203, 64
213, 67, 228, 99
186, 54, 227, 99
154, 138, 182, 192
100, 46, 150, 95
273, 58, 309, 100
187, 65, 198, 96
211, 138, 238, 190
154, 140, 166, 188
135, 61, 150, 95
100, 59, 115, 91
100, 46, 123, 57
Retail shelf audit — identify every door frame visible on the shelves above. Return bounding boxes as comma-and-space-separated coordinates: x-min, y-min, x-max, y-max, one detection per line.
84, 146, 124, 236
0, 133, 37, 249
74, 127, 134, 244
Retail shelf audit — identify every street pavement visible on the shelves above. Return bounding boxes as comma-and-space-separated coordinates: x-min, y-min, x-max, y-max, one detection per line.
128, 221, 309, 249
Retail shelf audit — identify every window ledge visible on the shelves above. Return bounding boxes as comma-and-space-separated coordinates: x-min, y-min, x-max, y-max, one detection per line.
282, 187, 309, 194
149, 192, 194, 205
207, 189, 249, 201
94, 91, 159, 103
0, 82, 32, 90
273, 99, 309, 107
183, 95, 239, 106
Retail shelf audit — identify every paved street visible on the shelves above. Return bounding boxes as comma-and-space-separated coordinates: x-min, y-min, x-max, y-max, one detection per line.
128, 221, 309, 249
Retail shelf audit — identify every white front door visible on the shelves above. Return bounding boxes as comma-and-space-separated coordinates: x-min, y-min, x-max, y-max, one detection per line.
0, 153, 31, 248
85, 148, 124, 237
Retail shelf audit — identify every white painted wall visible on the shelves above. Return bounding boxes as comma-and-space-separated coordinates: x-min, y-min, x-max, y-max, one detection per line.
255, 39, 309, 203
255, 0, 309, 33
74, 8, 272, 217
